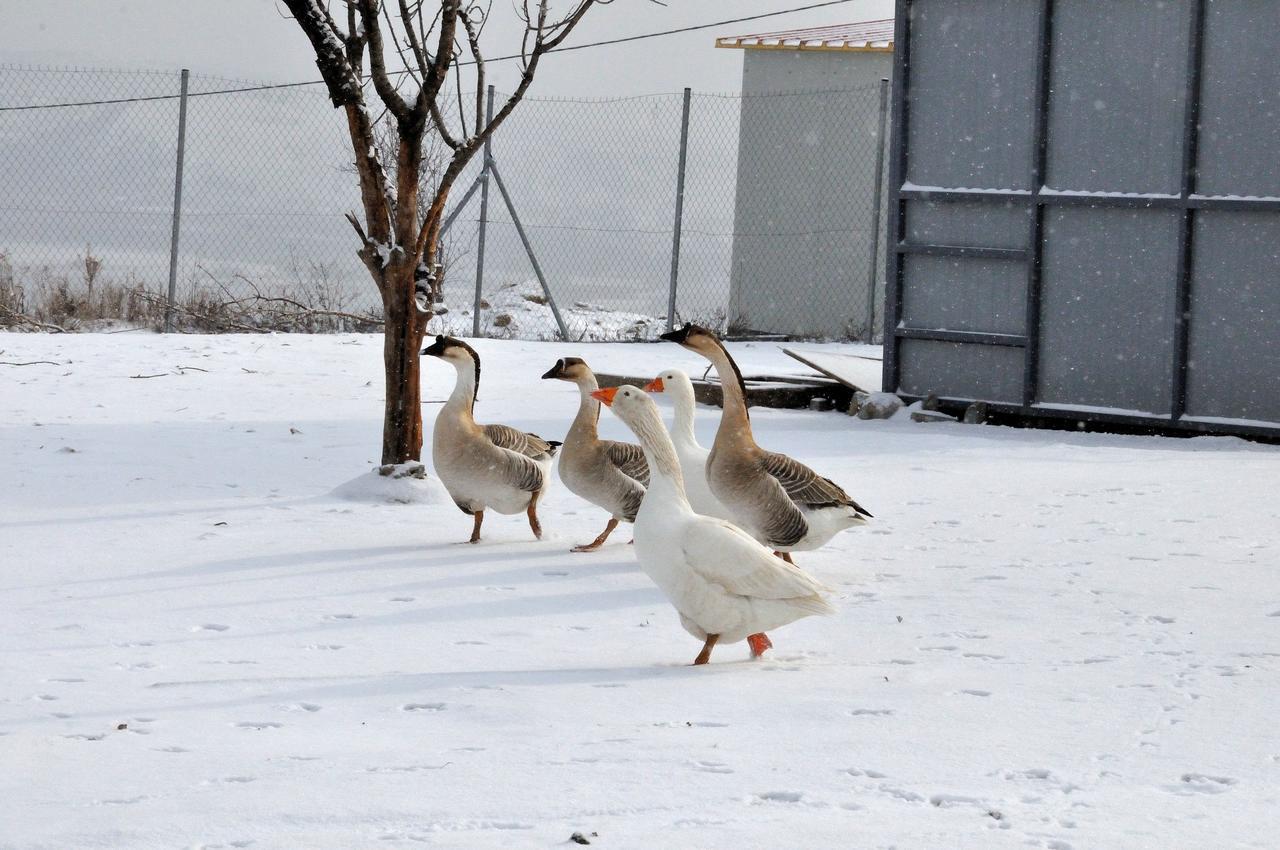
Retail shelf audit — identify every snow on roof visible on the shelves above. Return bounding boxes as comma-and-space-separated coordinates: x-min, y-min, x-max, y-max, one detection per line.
716, 19, 895, 52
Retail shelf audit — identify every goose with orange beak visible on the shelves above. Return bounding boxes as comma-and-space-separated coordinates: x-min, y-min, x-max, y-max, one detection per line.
541, 357, 649, 552
593, 384, 834, 664
643, 369, 733, 521
658, 324, 871, 563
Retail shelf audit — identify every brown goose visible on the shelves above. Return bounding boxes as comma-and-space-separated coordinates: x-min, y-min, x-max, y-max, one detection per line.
658, 324, 871, 560
541, 357, 649, 552
422, 336, 559, 543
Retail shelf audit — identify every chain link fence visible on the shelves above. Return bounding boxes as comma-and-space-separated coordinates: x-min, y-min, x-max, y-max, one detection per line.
1, 65, 888, 341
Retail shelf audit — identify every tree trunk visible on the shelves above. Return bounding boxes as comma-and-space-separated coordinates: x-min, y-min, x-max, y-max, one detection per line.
381, 261, 426, 465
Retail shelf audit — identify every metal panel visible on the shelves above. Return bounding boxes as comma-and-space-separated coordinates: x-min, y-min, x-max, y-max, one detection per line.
1197, 1, 1280, 198
905, 0, 1041, 190
889, 0, 1280, 436
904, 199, 1030, 249
1045, 0, 1192, 194
901, 255, 1026, 335
1185, 211, 1280, 423
1038, 207, 1181, 413
899, 339, 1023, 402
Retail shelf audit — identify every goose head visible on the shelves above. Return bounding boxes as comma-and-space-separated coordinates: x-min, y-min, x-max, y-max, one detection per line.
421, 334, 481, 386
591, 384, 657, 429
658, 323, 721, 359
540, 356, 592, 384
644, 368, 697, 407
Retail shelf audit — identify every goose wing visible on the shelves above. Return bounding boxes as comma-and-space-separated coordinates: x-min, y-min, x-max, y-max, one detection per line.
759, 450, 872, 518
679, 516, 832, 602
604, 440, 650, 487
490, 445, 547, 494
483, 423, 559, 459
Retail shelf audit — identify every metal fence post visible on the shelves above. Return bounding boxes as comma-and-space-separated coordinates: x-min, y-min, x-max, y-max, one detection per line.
866, 78, 890, 344
472, 85, 495, 338
164, 68, 189, 333
666, 87, 692, 333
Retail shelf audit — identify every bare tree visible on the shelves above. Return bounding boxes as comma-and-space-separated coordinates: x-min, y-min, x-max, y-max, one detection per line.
281, 0, 611, 464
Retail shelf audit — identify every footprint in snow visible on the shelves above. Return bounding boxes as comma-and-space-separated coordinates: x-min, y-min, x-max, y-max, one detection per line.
98, 795, 148, 806
849, 708, 894, 717
958, 689, 992, 697
323, 613, 358, 621
877, 784, 925, 803
755, 790, 804, 803
1170, 773, 1237, 794
192, 623, 230, 632
278, 703, 322, 713
844, 768, 888, 779
402, 703, 446, 712
389, 597, 415, 603
692, 760, 733, 774
235, 721, 282, 730
929, 793, 982, 808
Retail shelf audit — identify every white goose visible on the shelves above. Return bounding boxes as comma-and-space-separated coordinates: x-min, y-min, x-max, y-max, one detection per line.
422, 335, 559, 543
659, 324, 871, 562
592, 384, 835, 665
642, 369, 734, 522
541, 357, 649, 552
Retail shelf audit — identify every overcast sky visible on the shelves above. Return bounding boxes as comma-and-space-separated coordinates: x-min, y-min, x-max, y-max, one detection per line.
0, 0, 892, 98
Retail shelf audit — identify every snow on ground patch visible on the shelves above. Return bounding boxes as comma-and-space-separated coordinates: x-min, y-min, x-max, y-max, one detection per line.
1, 332, 1278, 849
330, 461, 451, 505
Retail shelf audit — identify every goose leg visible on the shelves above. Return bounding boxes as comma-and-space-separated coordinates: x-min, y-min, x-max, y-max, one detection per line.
747, 632, 773, 658
772, 551, 796, 565
526, 491, 543, 540
693, 633, 719, 666
572, 517, 619, 553
468, 510, 484, 544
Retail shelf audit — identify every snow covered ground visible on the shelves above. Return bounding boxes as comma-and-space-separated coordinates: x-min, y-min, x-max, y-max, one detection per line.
2, 332, 1277, 850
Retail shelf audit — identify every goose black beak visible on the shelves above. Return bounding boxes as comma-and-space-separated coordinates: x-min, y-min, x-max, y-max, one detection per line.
421, 335, 448, 357
659, 325, 693, 344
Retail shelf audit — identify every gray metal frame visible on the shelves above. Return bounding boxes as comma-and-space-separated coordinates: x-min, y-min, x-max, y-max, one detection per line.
884, 0, 1280, 438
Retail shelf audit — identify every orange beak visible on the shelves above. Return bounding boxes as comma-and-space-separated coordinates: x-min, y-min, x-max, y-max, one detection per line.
643, 377, 665, 393
591, 386, 618, 406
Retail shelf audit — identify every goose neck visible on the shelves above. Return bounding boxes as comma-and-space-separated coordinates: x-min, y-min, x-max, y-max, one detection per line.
629, 406, 690, 510
444, 358, 478, 419
702, 342, 753, 439
570, 373, 602, 439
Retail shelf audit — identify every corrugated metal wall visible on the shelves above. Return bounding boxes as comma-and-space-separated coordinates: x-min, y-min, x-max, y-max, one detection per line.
884, 0, 1280, 436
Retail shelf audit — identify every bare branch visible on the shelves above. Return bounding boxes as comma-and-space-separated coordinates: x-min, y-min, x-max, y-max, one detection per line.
458, 4, 487, 136
422, 0, 461, 105
382, 2, 422, 87
397, 0, 433, 81
358, 0, 413, 122
0, 305, 68, 333
279, 0, 363, 107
